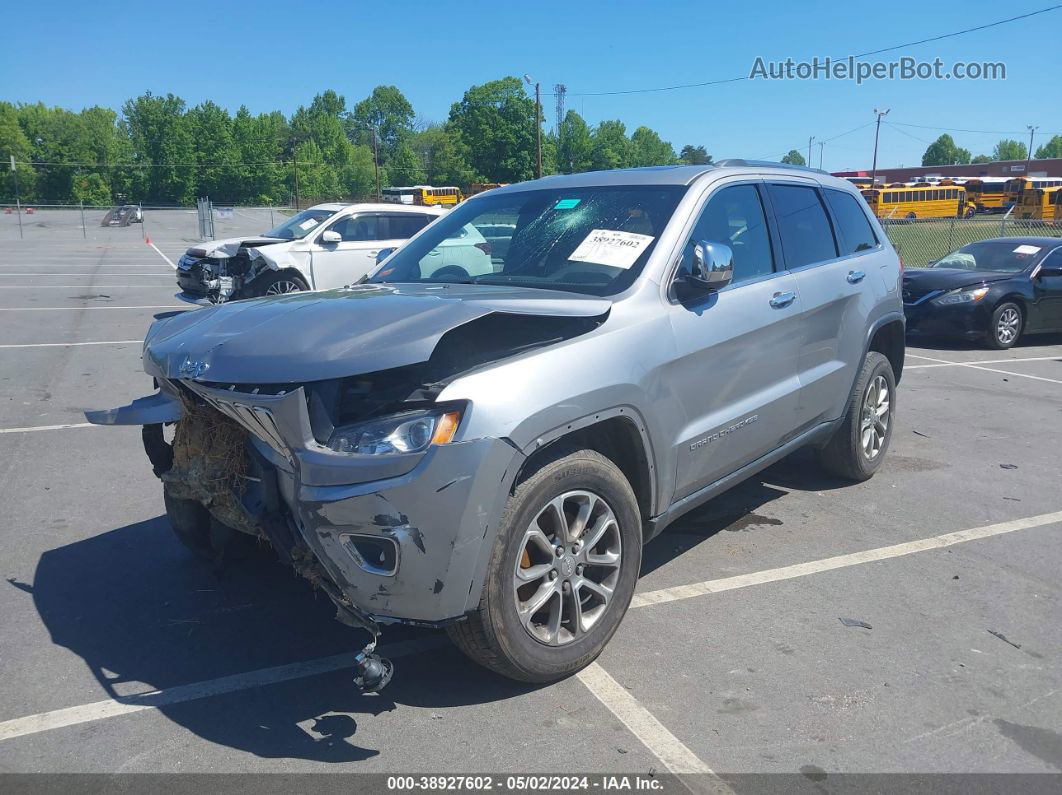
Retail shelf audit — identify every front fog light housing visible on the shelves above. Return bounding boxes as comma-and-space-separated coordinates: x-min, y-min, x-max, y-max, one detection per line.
933, 286, 989, 305
327, 409, 461, 455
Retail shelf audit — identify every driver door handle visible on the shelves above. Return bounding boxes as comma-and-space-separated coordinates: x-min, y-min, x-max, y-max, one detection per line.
770, 291, 797, 308
847, 270, 866, 284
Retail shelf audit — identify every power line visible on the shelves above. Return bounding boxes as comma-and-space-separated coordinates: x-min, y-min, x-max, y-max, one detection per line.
556, 5, 1061, 97
888, 120, 1059, 137
757, 120, 876, 161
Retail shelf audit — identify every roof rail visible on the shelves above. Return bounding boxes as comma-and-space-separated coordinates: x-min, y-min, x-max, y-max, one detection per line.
714, 158, 830, 176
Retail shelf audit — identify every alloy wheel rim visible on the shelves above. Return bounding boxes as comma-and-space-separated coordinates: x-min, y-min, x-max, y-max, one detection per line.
859, 375, 890, 460
266, 280, 302, 295
996, 308, 1020, 344
513, 490, 622, 646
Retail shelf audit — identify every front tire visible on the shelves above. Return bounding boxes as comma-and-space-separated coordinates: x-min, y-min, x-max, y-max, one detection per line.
817, 351, 896, 481
447, 448, 641, 682
986, 302, 1022, 349
253, 272, 308, 297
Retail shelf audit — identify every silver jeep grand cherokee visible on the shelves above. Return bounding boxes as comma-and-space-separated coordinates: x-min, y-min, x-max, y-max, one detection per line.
87, 161, 904, 689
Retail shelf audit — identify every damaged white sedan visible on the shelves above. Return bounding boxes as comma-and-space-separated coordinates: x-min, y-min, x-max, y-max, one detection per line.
175, 203, 472, 304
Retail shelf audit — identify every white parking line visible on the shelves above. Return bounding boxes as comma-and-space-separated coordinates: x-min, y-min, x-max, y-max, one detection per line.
0, 423, 97, 434
0, 340, 141, 349
906, 353, 1062, 385
0, 305, 185, 311
0, 510, 1056, 747
577, 663, 722, 792
0, 636, 447, 743
630, 510, 1062, 609
149, 242, 177, 269
906, 354, 1062, 370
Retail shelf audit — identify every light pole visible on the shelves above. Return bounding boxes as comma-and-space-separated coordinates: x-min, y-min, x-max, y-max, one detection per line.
818, 141, 825, 170
870, 108, 890, 186
1026, 124, 1038, 174
808, 136, 815, 168
525, 75, 543, 179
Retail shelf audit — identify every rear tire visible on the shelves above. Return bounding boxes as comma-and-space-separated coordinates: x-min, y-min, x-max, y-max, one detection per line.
986, 302, 1022, 349
447, 447, 641, 682
817, 352, 895, 481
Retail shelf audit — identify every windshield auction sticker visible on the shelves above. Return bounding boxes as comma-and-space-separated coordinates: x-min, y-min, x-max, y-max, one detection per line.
569, 229, 654, 269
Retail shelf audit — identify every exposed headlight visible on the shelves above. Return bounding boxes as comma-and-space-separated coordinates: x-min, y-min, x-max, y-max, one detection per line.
327, 409, 461, 455
933, 286, 990, 305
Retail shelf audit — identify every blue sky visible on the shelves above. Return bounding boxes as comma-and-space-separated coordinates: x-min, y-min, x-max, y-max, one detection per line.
2, 0, 1060, 171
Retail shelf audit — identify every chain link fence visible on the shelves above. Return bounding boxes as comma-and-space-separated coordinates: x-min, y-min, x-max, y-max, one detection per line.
883, 215, 1062, 268
0, 203, 296, 243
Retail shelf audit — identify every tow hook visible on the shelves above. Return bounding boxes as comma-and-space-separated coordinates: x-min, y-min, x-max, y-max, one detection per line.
353, 636, 393, 693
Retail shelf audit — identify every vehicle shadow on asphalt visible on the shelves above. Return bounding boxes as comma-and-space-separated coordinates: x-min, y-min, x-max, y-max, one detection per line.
641, 449, 852, 577
906, 332, 1062, 352
23, 516, 537, 762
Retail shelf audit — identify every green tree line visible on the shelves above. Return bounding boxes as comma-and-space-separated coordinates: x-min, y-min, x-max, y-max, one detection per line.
0, 78, 710, 206
920, 133, 1062, 167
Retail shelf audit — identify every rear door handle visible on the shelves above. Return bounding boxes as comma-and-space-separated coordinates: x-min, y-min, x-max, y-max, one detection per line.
847, 270, 866, 284
769, 291, 797, 308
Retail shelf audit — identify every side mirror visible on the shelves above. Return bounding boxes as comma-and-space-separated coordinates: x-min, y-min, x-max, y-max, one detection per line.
320, 229, 342, 244
375, 247, 396, 264
1038, 265, 1062, 278
677, 241, 734, 299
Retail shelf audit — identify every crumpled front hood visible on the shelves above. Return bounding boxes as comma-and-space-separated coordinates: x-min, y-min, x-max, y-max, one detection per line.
187, 236, 287, 258
903, 267, 1014, 292
145, 284, 612, 384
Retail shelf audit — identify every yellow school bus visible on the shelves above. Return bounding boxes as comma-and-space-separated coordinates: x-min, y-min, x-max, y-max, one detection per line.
1015, 186, 1061, 220
860, 184, 971, 219
964, 178, 1010, 213
382, 186, 464, 206
1003, 177, 1062, 211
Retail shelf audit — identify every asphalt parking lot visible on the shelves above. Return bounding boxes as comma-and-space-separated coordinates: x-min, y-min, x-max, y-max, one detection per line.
1, 225, 1060, 787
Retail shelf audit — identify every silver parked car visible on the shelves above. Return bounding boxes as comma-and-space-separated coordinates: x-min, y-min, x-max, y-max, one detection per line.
87, 161, 904, 690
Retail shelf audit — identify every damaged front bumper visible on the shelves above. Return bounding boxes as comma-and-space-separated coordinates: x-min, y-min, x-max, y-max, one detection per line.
89, 381, 525, 627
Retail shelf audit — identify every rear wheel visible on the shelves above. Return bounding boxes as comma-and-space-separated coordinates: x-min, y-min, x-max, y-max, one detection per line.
447, 448, 641, 682
817, 351, 895, 481
986, 302, 1022, 349
254, 272, 308, 297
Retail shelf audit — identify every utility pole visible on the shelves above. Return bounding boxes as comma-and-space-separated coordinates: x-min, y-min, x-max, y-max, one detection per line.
10, 154, 23, 239
371, 127, 381, 200
1026, 125, 1038, 174
525, 75, 542, 179
808, 136, 815, 168
818, 141, 825, 170
292, 150, 300, 211
870, 108, 890, 186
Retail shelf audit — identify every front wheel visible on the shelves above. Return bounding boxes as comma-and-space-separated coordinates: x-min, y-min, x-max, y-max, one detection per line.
817, 351, 896, 481
986, 302, 1022, 349
254, 272, 308, 297
447, 448, 641, 682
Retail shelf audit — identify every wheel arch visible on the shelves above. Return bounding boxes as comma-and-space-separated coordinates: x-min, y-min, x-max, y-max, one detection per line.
250, 266, 310, 293
513, 408, 656, 537
867, 314, 906, 384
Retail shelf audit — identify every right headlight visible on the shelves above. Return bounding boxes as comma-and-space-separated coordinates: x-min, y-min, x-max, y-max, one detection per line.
933, 286, 989, 305
327, 408, 462, 455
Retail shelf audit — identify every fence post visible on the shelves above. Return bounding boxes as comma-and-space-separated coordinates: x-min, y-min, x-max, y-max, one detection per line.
1000, 206, 1012, 236
270, 207, 274, 229
139, 202, 146, 241
80, 201, 86, 238
947, 216, 955, 254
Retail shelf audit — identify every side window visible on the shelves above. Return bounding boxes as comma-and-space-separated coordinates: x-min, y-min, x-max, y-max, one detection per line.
1040, 248, 1062, 270
824, 189, 878, 254
328, 215, 381, 242
385, 214, 432, 239
682, 184, 774, 285
765, 184, 839, 269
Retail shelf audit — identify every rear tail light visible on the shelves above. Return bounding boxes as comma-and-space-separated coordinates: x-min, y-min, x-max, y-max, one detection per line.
475, 241, 492, 256
898, 257, 905, 272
